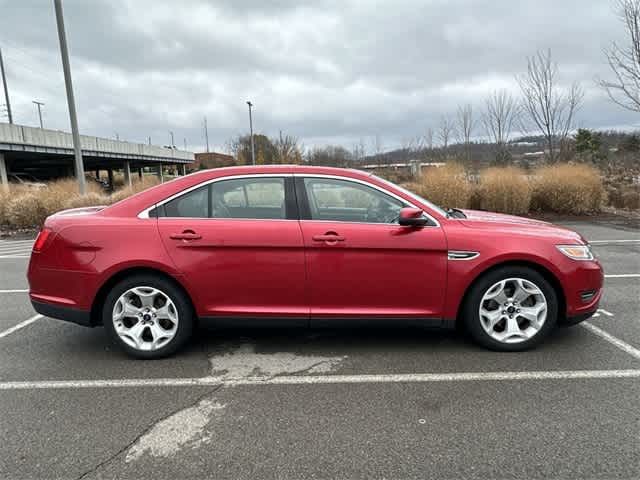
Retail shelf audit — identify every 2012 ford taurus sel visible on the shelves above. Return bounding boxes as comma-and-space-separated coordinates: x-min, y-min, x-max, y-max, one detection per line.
28, 166, 603, 358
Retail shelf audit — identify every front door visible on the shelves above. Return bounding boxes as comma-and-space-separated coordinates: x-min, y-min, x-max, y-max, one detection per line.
156, 175, 308, 320
296, 176, 447, 323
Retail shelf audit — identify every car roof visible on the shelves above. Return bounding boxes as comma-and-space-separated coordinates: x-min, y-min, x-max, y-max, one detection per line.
186, 164, 372, 178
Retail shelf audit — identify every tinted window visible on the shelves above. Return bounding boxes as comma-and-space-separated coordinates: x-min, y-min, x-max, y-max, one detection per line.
163, 185, 209, 218
303, 178, 404, 223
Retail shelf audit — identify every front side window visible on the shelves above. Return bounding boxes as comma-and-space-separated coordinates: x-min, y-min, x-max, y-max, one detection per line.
303, 178, 404, 224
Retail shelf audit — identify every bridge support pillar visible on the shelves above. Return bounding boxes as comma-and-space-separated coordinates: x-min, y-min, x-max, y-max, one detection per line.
95, 169, 100, 179
123, 161, 132, 188
138, 168, 143, 180
180, 164, 186, 176
107, 168, 114, 192
0, 153, 8, 193
156, 163, 163, 183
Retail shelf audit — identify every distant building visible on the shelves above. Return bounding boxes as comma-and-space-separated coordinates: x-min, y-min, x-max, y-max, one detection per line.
192, 152, 236, 171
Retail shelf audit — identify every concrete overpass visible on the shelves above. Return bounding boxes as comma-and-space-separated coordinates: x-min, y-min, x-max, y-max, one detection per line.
0, 123, 194, 189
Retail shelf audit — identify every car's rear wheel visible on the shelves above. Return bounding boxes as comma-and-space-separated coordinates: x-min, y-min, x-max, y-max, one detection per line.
102, 274, 194, 359
462, 266, 558, 351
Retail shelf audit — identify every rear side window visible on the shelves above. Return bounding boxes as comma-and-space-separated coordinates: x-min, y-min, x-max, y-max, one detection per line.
158, 177, 287, 219
163, 185, 210, 218
211, 178, 286, 219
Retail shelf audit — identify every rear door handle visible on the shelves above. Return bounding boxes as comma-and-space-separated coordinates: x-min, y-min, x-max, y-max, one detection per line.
312, 234, 345, 242
170, 231, 202, 240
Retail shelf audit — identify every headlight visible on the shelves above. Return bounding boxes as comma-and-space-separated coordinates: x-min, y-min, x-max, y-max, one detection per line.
556, 244, 594, 261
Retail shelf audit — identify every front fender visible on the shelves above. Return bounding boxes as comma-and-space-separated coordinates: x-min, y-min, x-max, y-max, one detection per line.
443, 251, 568, 321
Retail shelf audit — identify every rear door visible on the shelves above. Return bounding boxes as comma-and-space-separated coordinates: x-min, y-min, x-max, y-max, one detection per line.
156, 175, 308, 320
296, 175, 448, 323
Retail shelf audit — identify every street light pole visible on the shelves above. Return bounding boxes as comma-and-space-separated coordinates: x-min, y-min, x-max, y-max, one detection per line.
169, 131, 174, 148
0, 48, 13, 124
54, 0, 85, 194
203, 116, 210, 153
32, 101, 45, 128
246, 101, 255, 165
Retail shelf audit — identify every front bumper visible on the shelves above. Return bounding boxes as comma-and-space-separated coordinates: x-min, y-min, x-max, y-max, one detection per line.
560, 307, 599, 326
31, 300, 93, 327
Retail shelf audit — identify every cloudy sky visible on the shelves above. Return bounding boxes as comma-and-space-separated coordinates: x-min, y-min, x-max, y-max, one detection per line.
0, 0, 636, 153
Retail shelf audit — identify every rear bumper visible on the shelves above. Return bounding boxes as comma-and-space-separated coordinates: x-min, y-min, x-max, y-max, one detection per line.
31, 300, 93, 327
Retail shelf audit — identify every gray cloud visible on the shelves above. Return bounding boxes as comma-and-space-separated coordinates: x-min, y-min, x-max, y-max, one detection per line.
0, 0, 637, 153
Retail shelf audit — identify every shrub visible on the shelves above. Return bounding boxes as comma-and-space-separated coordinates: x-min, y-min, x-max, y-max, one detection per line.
607, 184, 640, 210
0, 189, 10, 225
109, 188, 134, 205
109, 176, 161, 205
531, 164, 605, 214
0, 176, 163, 230
5, 191, 49, 228
478, 167, 531, 215
64, 192, 109, 210
621, 188, 640, 210
411, 163, 472, 209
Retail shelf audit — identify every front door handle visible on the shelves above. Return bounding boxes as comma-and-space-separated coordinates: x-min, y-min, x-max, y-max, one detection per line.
312, 233, 345, 242
170, 230, 202, 241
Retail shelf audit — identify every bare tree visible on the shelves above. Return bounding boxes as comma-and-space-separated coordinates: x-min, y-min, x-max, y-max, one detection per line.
374, 134, 384, 155
370, 134, 387, 165
273, 131, 302, 164
599, 0, 640, 112
423, 127, 434, 152
516, 49, 583, 162
351, 137, 367, 163
400, 136, 415, 161
456, 104, 475, 164
482, 90, 519, 165
437, 115, 455, 151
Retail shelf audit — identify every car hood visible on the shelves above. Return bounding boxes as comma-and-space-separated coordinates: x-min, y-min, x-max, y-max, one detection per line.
457, 209, 585, 243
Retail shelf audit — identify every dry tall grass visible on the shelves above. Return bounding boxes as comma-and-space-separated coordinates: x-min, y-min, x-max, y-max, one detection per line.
530, 164, 605, 214
410, 163, 472, 209
478, 167, 531, 215
0, 176, 162, 229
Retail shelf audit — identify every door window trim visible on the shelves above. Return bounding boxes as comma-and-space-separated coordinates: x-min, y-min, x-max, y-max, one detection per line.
294, 174, 440, 227
138, 174, 298, 221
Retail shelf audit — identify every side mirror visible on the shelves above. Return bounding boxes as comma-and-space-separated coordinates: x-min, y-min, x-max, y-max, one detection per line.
398, 207, 429, 227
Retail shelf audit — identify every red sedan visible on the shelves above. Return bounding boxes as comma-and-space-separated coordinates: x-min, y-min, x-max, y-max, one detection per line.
28, 166, 603, 358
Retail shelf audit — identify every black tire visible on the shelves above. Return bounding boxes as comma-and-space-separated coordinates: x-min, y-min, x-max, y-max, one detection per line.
462, 266, 558, 351
102, 274, 194, 359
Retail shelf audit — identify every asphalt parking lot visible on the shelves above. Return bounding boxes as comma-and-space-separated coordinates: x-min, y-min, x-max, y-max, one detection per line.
0, 220, 639, 480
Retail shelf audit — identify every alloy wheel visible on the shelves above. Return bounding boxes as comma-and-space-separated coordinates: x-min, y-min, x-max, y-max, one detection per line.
478, 277, 548, 344
112, 286, 179, 351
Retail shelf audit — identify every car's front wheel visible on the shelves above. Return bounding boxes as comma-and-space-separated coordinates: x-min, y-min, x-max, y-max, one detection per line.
462, 266, 558, 351
102, 274, 194, 359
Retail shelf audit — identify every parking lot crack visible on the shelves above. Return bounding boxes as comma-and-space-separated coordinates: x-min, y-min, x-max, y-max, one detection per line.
75, 385, 222, 480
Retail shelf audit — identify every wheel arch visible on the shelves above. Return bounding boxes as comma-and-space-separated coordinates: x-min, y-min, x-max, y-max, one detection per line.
455, 260, 567, 327
90, 266, 196, 326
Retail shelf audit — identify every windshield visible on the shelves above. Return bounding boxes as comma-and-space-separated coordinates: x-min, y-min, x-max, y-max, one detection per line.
372, 175, 449, 218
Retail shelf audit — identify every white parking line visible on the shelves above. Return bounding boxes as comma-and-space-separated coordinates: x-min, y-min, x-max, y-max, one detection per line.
0, 289, 29, 293
581, 322, 640, 361
0, 314, 43, 339
589, 239, 640, 244
0, 369, 638, 390
604, 274, 640, 278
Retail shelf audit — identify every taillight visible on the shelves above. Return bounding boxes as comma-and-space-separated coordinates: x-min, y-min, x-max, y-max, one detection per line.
33, 228, 52, 252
